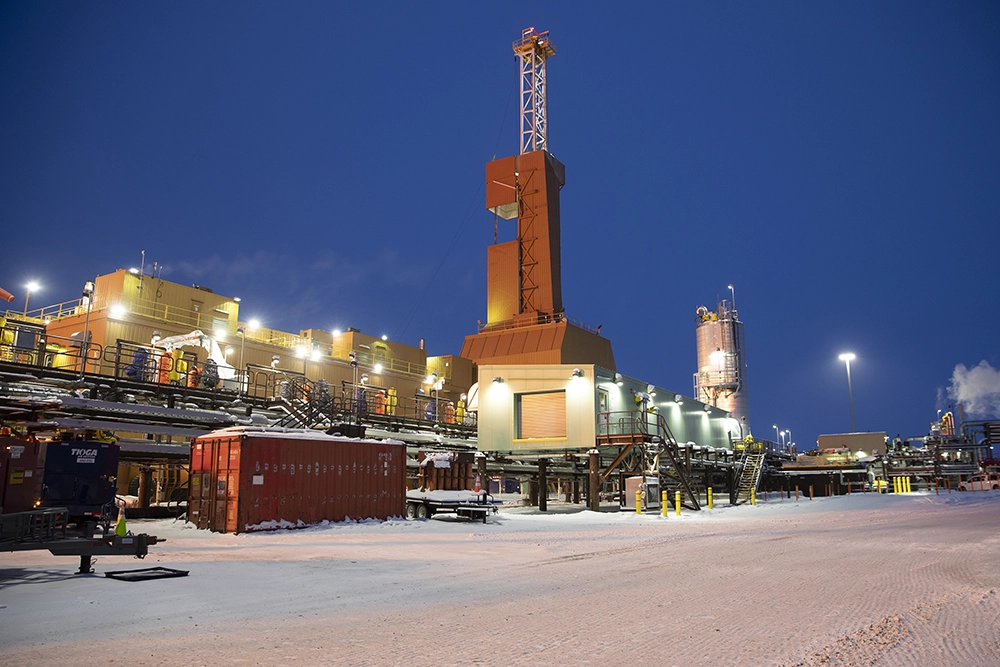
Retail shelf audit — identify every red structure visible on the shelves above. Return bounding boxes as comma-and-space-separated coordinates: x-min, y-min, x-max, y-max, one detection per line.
189, 428, 405, 533
462, 28, 614, 369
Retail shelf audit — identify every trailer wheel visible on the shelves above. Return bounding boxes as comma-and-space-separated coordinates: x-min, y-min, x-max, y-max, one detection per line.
405, 502, 418, 520
416, 503, 429, 519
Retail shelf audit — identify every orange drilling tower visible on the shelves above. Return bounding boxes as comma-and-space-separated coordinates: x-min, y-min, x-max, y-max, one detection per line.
462, 28, 614, 369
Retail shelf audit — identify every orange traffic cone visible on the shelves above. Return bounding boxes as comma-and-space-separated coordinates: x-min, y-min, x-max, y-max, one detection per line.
474, 475, 481, 493
115, 505, 127, 536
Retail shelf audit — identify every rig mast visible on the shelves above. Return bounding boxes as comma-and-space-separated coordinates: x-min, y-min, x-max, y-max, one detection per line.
514, 27, 556, 155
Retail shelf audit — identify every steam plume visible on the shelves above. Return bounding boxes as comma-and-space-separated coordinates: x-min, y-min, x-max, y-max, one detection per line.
946, 361, 1000, 419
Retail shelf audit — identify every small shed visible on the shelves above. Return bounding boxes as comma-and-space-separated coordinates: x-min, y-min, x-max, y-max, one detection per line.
189, 427, 405, 533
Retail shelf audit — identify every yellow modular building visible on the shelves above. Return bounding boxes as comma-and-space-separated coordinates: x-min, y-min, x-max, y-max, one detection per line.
39, 269, 474, 408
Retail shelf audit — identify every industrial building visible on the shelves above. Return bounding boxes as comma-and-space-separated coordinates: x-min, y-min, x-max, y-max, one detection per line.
1, 27, 764, 521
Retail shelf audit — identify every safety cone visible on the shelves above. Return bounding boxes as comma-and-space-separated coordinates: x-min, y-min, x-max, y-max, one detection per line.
474, 474, 481, 493
114, 505, 127, 536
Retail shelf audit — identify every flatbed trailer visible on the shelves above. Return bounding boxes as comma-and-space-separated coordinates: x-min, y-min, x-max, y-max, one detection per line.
404, 489, 499, 523
0, 507, 161, 573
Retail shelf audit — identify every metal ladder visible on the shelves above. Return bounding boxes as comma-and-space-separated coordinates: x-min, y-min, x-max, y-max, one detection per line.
735, 449, 765, 505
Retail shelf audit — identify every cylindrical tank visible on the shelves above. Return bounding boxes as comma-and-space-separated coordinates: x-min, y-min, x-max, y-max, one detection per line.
694, 300, 750, 434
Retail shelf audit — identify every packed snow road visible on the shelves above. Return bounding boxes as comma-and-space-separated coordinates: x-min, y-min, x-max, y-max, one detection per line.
2, 492, 999, 666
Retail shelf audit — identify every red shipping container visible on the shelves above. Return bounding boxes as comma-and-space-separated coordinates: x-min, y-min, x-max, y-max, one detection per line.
189, 428, 405, 533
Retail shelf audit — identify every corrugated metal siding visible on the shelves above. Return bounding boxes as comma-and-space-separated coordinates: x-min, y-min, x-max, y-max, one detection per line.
487, 241, 519, 324
190, 433, 404, 533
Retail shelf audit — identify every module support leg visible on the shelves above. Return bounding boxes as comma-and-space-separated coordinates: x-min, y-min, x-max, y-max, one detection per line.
138, 465, 153, 509
589, 450, 600, 512
78, 554, 93, 575
538, 458, 548, 512
477, 455, 487, 495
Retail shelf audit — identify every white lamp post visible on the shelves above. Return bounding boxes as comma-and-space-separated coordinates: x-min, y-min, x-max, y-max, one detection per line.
23, 281, 40, 316
838, 353, 856, 433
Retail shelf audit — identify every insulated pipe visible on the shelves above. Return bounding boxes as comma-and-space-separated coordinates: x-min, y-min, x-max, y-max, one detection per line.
0, 287, 14, 303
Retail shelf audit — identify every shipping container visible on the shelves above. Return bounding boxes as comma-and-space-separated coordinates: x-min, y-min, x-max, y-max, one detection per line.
189, 427, 406, 533
0, 436, 119, 519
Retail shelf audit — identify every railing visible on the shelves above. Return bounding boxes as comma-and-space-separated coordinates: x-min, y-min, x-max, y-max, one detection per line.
4, 297, 86, 324
246, 366, 476, 430
478, 311, 600, 335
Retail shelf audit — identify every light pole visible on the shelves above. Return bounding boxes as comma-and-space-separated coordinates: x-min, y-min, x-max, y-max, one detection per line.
727, 283, 736, 312
839, 352, 856, 433
23, 281, 40, 316
80, 281, 94, 377
785, 428, 792, 452
237, 326, 246, 393
773, 423, 779, 445
349, 351, 359, 423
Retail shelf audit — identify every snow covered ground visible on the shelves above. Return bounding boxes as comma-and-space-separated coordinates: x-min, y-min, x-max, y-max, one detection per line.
2, 491, 999, 666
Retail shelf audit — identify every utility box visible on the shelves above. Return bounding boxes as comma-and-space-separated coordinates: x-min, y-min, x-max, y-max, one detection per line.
189, 427, 405, 533
624, 475, 660, 511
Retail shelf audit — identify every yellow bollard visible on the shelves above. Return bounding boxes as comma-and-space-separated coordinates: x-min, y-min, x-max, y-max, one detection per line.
905, 477, 911, 493
751, 489, 756, 506
795, 485, 799, 501
636, 489, 642, 515
675, 491, 681, 516
707, 487, 713, 510
893, 477, 900, 494
661, 490, 668, 517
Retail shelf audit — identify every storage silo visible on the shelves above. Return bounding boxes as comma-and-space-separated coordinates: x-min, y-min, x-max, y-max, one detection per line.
693, 299, 750, 434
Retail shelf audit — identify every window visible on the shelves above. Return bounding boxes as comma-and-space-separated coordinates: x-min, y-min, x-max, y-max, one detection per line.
516, 391, 567, 439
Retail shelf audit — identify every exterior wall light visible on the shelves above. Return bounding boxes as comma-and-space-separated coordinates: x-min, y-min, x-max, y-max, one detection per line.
615, 373, 623, 386
571, 368, 584, 378
492, 376, 504, 384
703, 404, 712, 412
674, 395, 684, 405
271, 355, 280, 369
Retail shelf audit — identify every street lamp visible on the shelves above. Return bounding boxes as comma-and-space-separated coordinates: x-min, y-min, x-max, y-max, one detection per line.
773, 423, 779, 445
727, 283, 736, 312
237, 325, 246, 393
349, 351, 359, 422
838, 352, 856, 433
80, 281, 94, 377
23, 281, 39, 316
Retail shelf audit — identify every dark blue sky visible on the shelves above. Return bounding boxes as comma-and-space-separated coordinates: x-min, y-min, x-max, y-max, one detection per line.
3, 2, 999, 444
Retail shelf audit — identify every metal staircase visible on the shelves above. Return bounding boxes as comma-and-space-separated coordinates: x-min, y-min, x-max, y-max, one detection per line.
735, 446, 765, 505
598, 411, 701, 511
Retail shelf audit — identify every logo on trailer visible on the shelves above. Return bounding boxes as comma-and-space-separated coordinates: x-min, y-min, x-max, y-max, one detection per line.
72, 448, 98, 463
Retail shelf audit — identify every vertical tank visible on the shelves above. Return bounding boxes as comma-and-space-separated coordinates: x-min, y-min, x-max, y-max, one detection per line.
694, 299, 750, 434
